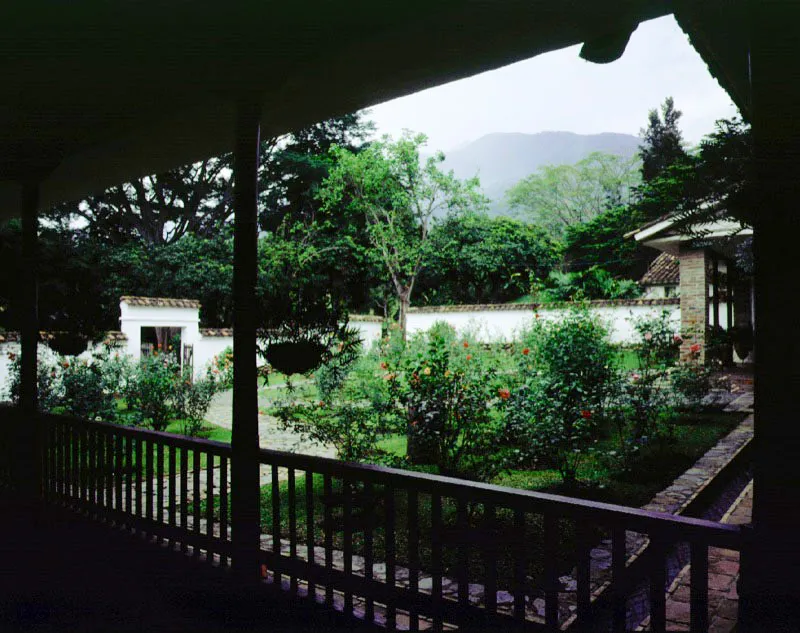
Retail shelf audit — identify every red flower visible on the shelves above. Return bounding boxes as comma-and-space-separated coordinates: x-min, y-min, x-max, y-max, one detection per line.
673, 334, 683, 343
581, 410, 592, 419
534, 313, 540, 319
380, 361, 388, 370
522, 348, 530, 356
498, 388, 511, 400
466, 354, 472, 361
690, 343, 701, 353
463, 341, 469, 348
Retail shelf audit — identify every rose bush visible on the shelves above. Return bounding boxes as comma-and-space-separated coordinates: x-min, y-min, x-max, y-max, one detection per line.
503, 307, 620, 486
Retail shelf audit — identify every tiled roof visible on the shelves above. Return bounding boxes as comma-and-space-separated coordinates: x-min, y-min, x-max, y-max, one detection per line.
640, 253, 680, 286
103, 331, 128, 344
409, 298, 680, 313
121, 296, 201, 309
349, 314, 383, 323
200, 328, 234, 337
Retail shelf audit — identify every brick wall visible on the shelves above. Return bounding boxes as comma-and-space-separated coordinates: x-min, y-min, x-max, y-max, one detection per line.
679, 247, 710, 362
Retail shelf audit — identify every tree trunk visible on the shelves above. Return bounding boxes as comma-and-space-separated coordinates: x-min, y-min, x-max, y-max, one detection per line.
398, 289, 410, 341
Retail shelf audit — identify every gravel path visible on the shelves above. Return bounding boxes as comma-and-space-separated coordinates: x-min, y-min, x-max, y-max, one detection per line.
205, 386, 335, 459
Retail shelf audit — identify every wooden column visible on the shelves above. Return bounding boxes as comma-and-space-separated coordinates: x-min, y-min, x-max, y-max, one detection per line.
231, 100, 262, 580
739, 3, 800, 630
19, 182, 41, 499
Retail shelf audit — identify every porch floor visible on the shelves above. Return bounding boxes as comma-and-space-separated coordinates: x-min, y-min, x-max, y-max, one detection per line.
0, 497, 374, 633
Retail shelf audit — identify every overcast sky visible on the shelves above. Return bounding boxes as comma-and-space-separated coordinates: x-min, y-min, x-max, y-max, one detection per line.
366, 15, 740, 153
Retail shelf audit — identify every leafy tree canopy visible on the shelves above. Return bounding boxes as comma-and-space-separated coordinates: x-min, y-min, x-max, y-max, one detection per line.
416, 211, 558, 305
505, 151, 640, 240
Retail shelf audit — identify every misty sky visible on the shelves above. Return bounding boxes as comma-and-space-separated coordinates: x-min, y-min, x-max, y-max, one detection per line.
367, 15, 740, 153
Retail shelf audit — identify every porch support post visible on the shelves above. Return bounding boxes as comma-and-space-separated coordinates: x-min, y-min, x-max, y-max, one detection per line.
231, 99, 262, 580
19, 181, 41, 499
739, 3, 800, 630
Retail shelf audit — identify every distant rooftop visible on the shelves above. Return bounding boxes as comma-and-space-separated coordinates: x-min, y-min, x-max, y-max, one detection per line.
121, 296, 201, 309
640, 253, 680, 286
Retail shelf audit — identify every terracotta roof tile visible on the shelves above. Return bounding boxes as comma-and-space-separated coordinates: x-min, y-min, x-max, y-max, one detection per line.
409, 298, 679, 313
200, 328, 234, 337
121, 296, 201, 309
639, 253, 680, 286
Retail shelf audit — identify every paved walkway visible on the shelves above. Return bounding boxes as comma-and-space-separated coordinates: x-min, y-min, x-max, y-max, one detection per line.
637, 482, 751, 632
206, 385, 335, 459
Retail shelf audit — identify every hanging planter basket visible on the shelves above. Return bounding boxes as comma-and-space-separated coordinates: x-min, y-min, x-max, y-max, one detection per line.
48, 332, 89, 356
265, 340, 327, 376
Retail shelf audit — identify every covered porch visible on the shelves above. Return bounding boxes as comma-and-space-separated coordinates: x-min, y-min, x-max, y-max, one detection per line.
2, 1, 797, 631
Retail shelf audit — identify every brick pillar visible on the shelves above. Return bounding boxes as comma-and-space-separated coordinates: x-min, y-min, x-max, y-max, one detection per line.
679, 247, 709, 363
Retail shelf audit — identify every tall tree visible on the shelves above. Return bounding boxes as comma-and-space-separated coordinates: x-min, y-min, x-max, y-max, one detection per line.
46, 113, 374, 246
639, 97, 690, 183
318, 132, 486, 336
505, 152, 640, 239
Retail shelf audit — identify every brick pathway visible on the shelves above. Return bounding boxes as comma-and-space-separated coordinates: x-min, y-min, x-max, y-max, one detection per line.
638, 481, 752, 632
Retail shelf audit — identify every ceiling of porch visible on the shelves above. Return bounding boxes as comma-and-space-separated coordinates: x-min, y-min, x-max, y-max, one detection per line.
0, 0, 749, 216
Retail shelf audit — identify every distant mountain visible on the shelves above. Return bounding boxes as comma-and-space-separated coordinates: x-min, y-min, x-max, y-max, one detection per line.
439, 131, 641, 217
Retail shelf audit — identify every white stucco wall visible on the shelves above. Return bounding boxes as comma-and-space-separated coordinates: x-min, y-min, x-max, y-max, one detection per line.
194, 336, 234, 376
119, 302, 201, 362
407, 302, 682, 345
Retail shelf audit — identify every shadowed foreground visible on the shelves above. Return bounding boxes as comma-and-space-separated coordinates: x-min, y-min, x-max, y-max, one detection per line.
0, 497, 373, 633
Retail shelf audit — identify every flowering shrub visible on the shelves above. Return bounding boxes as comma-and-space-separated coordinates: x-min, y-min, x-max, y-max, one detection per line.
210, 347, 234, 390
59, 353, 119, 422
385, 323, 507, 481
174, 367, 220, 436
123, 354, 180, 431
3, 350, 61, 411
670, 344, 730, 412
504, 307, 620, 486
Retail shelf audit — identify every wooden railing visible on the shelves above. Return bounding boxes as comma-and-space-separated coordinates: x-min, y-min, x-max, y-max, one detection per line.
255, 449, 742, 632
42, 413, 231, 566
15, 412, 742, 632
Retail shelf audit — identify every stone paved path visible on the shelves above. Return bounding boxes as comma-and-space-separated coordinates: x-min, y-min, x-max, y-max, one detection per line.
206, 385, 336, 465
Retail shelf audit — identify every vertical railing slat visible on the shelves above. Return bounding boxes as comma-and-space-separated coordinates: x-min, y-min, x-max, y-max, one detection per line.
136, 435, 143, 520
207, 451, 215, 563
484, 502, 498, 621
288, 467, 297, 595
649, 535, 667, 632
690, 542, 709, 633
408, 488, 420, 632
576, 521, 592, 628
431, 493, 444, 632
343, 476, 353, 617
306, 469, 316, 602
364, 481, 374, 624
125, 434, 133, 520
544, 513, 558, 630
220, 456, 228, 566
193, 449, 201, 557
323, 474, 333, 607
180, 445, 188, 552
114, 430, 123, 515
169, 442, 177, 545
385, 484, 396, 630
272, 463, 281, 585
513, 507, 527, 623
157, 442, 164, 534
146, 439, 154, 523
611, 525, 627, 633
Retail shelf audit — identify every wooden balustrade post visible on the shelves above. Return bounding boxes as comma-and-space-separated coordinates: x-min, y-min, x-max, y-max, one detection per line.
19, 181, 42, 501
231, 98, 262, 581
740, 4, 800, 630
